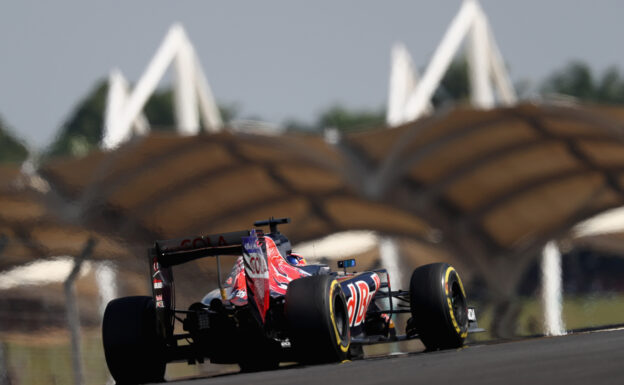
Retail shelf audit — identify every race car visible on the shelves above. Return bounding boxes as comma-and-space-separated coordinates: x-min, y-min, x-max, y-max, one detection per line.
102, 217, 481, 384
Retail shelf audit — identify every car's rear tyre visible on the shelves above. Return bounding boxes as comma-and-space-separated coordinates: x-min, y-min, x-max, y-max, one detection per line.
285, 275, 350, 363
102, 296, 166, 384
409, 263, 468, 350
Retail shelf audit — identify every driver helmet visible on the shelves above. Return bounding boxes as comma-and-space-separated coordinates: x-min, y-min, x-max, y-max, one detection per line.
286, 252, 306, 266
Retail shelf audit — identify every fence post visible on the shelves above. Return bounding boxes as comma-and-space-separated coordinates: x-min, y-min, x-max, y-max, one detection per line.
64, 238, 96, 385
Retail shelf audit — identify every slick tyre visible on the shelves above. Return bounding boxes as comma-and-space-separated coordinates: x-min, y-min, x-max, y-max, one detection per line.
286, 275, 350, 363
102, 296, 166, 384
409, 263, 468, 350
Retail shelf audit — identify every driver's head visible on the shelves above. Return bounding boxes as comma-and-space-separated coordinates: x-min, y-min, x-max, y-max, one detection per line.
286, 252, 306, 265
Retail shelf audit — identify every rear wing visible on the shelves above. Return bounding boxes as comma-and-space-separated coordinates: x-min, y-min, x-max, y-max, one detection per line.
150, 229, 251, 341
154, 230, 251, 268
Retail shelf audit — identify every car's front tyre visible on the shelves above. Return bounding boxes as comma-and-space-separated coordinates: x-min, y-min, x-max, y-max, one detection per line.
408, 263, 468, 350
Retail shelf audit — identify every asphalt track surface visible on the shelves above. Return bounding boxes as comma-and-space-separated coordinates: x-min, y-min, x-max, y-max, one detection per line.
169, 328, 624, 385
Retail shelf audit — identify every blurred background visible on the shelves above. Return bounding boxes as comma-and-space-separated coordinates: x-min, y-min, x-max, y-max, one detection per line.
2, 0, 624, 383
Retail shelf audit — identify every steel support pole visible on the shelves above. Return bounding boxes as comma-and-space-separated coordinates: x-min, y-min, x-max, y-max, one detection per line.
403, 0, 477, 122
541, 241, 566, 336
174, 36, 200, 135
467, 8, 495, 109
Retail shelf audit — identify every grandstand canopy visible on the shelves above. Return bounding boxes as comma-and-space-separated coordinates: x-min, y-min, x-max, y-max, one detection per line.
0, 165, 133, 272
40, 131, 432, 245
37, 103, 624, 288
347, 104, 624, 254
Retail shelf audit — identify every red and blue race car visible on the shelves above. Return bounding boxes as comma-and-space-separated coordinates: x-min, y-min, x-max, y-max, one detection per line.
102, 217, 480, 384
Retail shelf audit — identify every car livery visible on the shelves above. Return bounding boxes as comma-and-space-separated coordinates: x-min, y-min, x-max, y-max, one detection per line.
103, 217, 482, 384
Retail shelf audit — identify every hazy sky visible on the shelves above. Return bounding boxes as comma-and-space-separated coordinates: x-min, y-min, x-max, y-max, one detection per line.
1, 0, 623, 149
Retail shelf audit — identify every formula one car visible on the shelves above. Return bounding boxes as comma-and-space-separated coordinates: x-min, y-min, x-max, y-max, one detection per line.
102, 217, 480, 384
